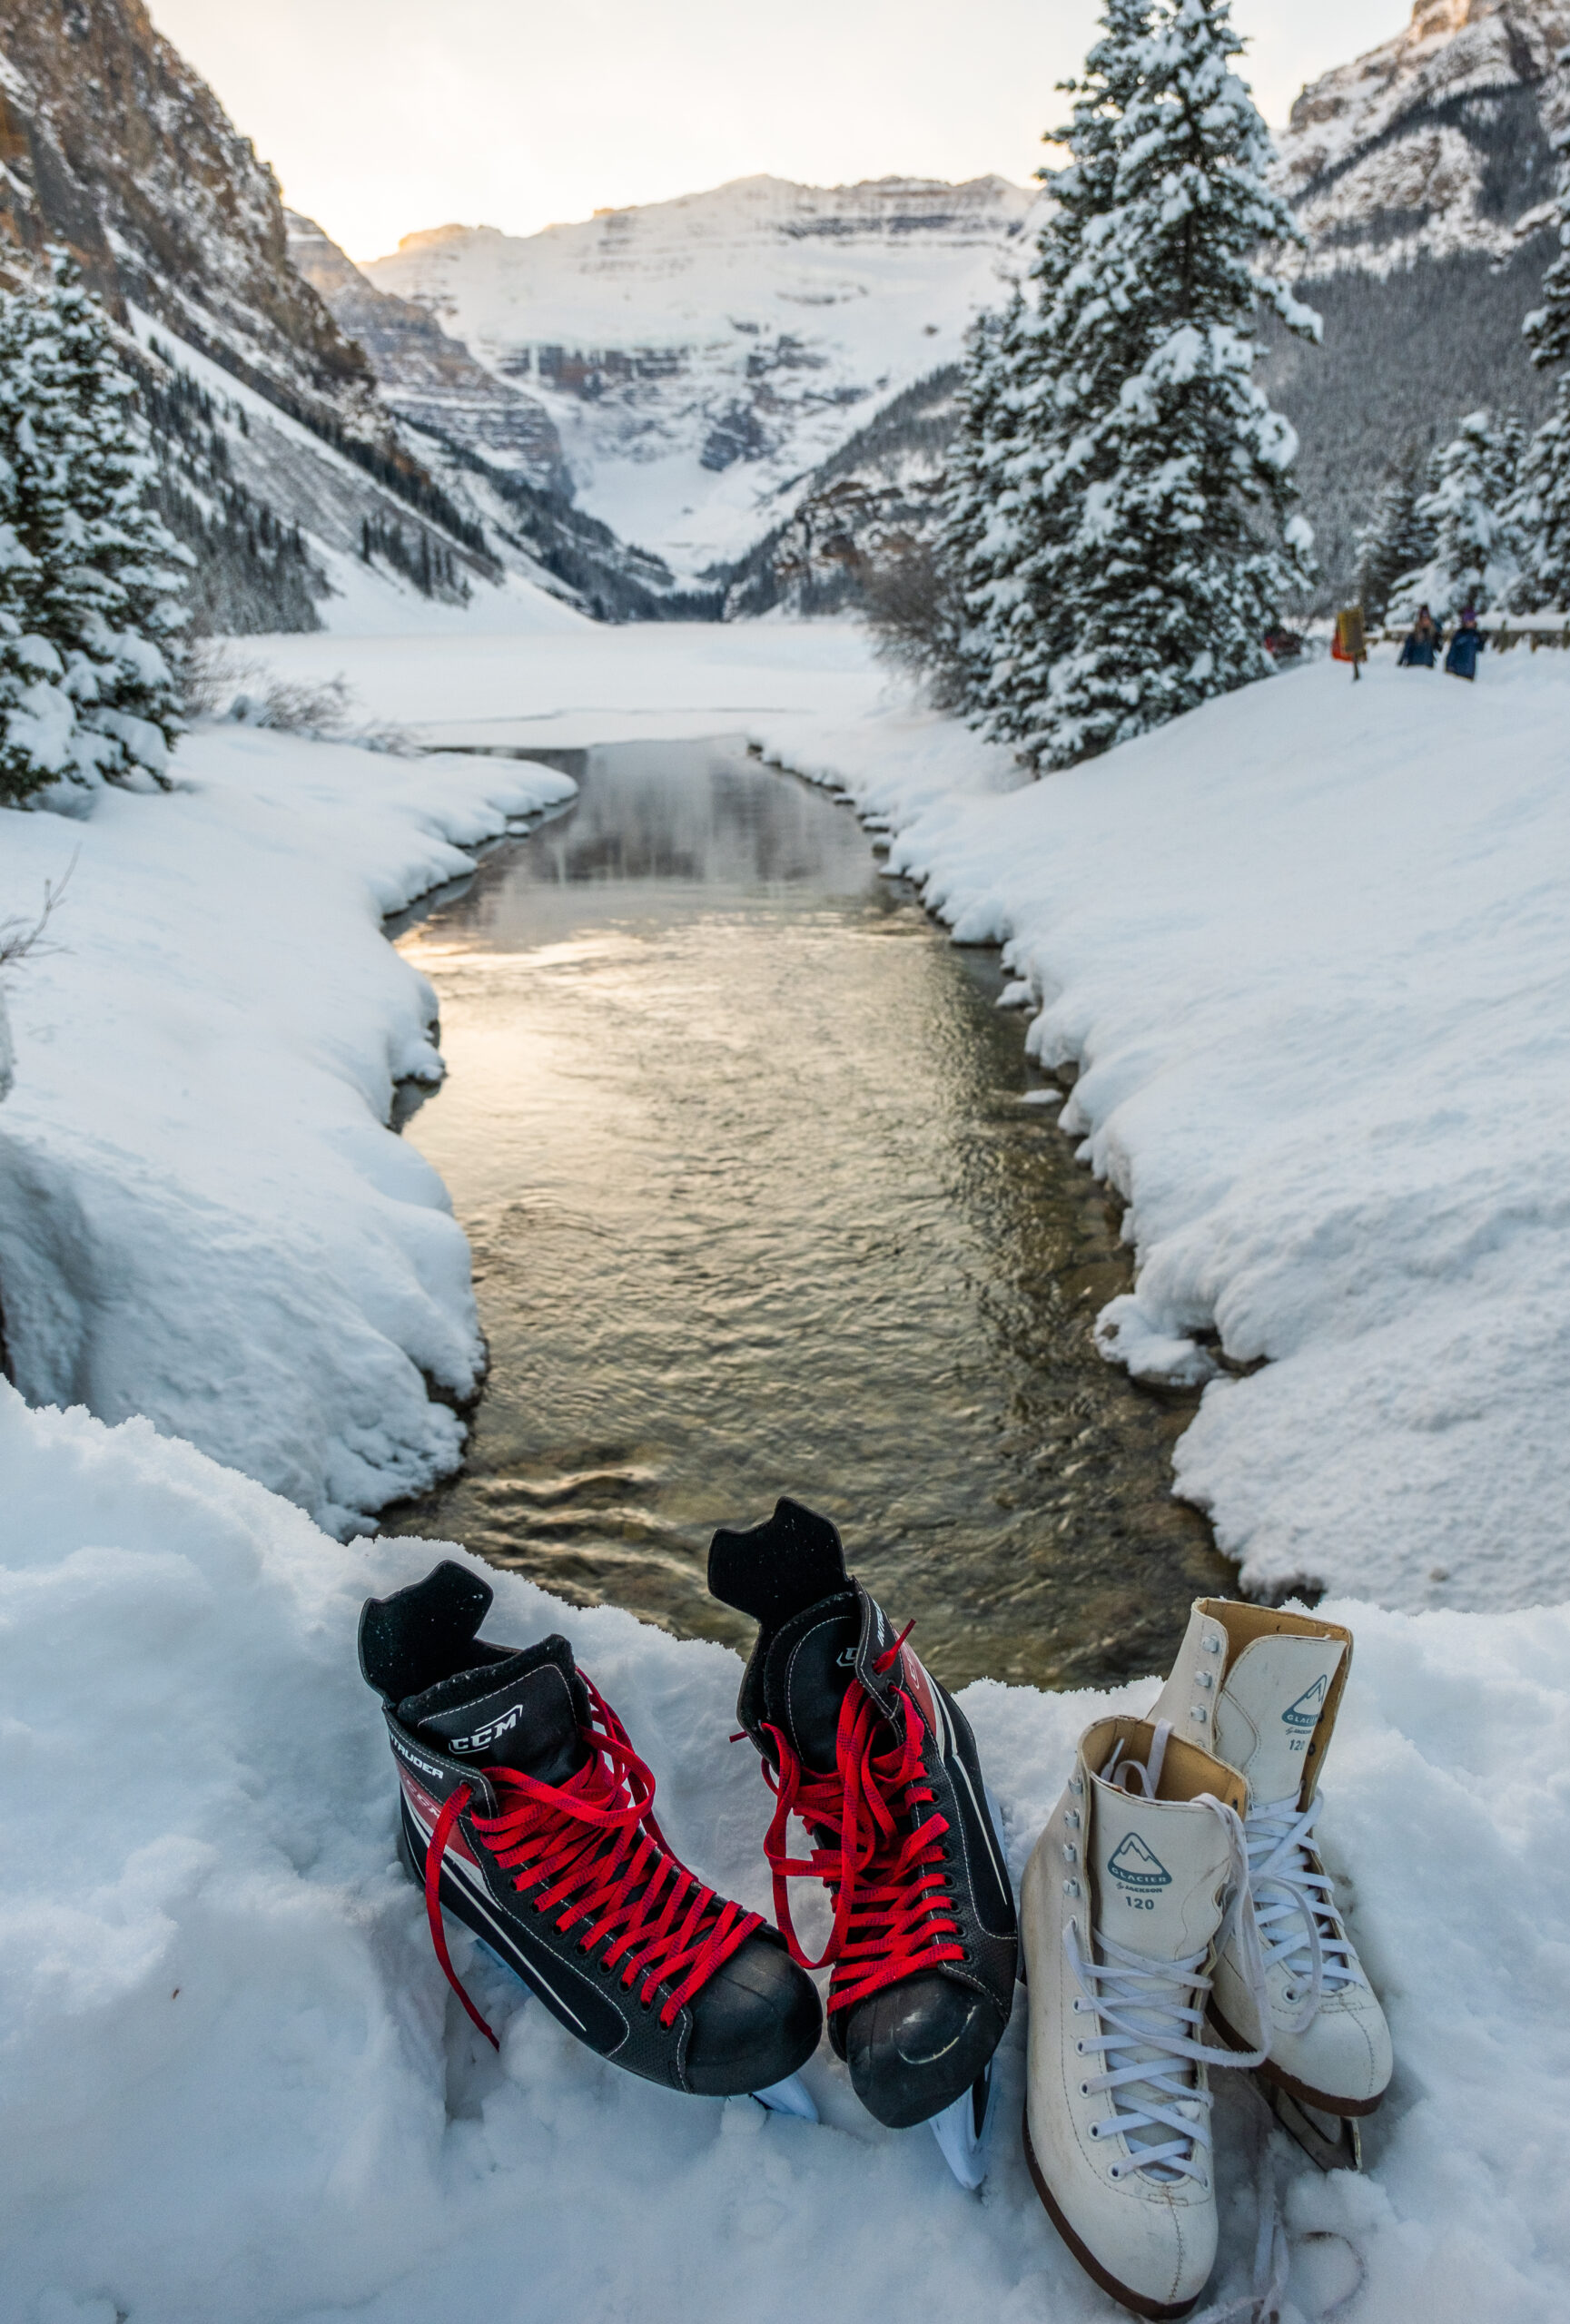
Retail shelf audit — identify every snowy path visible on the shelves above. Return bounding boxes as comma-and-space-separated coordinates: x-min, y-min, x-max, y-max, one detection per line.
0, 730, 574, 1534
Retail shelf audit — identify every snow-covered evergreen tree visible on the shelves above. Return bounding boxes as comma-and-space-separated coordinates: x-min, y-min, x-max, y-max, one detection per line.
969, 0, 1318, 767
1354, 442, 1433, 625
940, 290, 1029, 714
0, 296, 76, 807
949, 0, 1150, 741
1513, 64, 1570, 611
0, 255, 188, 807
1389, 409, 1522, 621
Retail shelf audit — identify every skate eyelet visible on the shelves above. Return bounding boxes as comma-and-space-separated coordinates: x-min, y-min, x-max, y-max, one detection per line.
1076, 2039, 1086, 2053
1108, 2162, 1121, 2180
1079, 2081, 1090, 2096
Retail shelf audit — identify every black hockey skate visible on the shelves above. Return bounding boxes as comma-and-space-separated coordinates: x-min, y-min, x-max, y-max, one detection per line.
709, 1499, 1017, 2165
361, 1561, 822, 2100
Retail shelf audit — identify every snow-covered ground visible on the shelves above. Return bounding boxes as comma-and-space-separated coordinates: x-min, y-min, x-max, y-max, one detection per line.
5, 1387, 1567, 2324
6, 618, 1570, 2319
751, 648, 1570, 1616
0, 725, 575, 1536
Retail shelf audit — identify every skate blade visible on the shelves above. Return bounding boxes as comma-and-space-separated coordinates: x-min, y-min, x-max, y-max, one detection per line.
1263, 2079, 1363, 2172
752, 2073, 819, 2122
930, 2060, 996, 2190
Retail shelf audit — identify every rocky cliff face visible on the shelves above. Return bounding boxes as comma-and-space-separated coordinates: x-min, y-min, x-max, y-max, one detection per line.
0, 0, 704, 630
1278, 0, 1570, 271
365, 175, 1034, 580
284, 212, 567, 491
0, 0, 368, 409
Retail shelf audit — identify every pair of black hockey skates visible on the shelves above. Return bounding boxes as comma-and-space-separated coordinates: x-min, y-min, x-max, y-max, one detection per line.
360, 1498, 1018, 2179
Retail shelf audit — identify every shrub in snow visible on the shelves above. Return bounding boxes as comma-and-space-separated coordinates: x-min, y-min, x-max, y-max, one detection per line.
1389, 409, 1523, 623
948, 0, 1318, 770
0, 255, 189, 808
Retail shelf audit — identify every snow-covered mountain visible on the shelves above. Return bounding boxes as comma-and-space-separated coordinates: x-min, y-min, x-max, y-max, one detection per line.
1278, 0, 1570, 273
0, 0, 706, 632
364, 176, 1034, 579
284, 212, 567, 491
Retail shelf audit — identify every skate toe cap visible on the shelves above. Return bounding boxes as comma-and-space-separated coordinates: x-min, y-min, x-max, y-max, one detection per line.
844, 1974, 1006, 2130
683, 1934, 823, 2097
1273, 1984, 1393, 2112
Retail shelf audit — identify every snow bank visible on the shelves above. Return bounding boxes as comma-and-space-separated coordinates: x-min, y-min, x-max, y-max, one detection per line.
0, 727, 574, 1535
752, 650, 1570, 1615
2, 1384, 1565, 2324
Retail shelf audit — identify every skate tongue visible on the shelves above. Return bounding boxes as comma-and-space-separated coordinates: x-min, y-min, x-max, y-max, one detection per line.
400, 1635, 589, 1785
1215, 1634, 1346, 1807
1091, 1775, 1234, 1965
761, 1582, 902, 1774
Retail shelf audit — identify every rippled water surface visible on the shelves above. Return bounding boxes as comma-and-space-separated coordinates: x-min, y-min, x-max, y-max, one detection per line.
390, 739, 1231, 1690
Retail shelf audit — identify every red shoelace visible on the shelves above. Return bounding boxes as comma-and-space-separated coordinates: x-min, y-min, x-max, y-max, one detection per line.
424, 1676, 762, 2049
760, 1623, 964, 2014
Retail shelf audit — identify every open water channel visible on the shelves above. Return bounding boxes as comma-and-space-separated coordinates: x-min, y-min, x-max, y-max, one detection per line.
390, 737, 1233, 1692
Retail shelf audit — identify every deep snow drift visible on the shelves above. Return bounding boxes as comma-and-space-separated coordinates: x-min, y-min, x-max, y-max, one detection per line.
0, 726, 574, 1535
5, 1384, 1569, 2324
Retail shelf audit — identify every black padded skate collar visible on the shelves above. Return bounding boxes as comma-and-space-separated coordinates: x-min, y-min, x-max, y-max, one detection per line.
708, 1497, 849, 1627
360, 1560, 496, 1706
400, 1635, 589, 1785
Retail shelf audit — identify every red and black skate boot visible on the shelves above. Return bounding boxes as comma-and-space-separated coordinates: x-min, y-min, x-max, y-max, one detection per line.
360, 1561, 822, 2099
709, 1499, 1017, 2147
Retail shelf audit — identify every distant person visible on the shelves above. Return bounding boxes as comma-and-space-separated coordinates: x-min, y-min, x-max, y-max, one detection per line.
1445, 605, 1485, 682
1398, 605, 1442, 667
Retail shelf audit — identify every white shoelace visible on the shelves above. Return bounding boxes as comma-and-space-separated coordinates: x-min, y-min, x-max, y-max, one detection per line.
1061, 1732, 1271, 2189
1243, 1793, 1364, 2035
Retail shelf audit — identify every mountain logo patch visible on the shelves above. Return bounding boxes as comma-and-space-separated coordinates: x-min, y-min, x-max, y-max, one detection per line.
1108, 1833, 1172, 1891
1282, 1675, 1328, 1730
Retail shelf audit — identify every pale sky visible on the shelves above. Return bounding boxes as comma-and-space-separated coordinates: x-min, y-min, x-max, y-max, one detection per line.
148, 0, 1413, 262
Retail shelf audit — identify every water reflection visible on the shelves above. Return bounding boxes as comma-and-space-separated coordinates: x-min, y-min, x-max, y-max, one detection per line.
391, 738, 1231, 1690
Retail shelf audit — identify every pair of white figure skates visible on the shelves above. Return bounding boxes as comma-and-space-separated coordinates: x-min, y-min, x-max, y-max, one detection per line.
1022, 1598, 1392, 2319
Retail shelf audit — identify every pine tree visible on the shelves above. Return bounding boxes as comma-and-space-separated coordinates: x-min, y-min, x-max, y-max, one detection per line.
1389, 409, 1522, 621
37, 256, 190, 789
949, 0, 1150, 738
1353, 441, 1433, 625
1514, 61, 1570, 610
971, 0, 1319, 767
0, 292, 76, 806
940, 290, 1028, 711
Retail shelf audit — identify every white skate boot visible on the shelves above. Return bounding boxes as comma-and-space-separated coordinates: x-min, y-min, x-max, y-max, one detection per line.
1150, 1601, 1392, 2125
1021, 1718, 1267, 2319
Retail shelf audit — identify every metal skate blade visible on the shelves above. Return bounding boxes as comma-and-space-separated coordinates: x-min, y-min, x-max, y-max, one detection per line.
752, 2072, 819, 2122
1263, 2080, 1363, 2172
930, 2060, 996, 2190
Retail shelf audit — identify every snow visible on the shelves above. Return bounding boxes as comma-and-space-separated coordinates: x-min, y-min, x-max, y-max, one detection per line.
0, 723, 575, 1537
4, 1383, 1568, 2323
362, 177, 1035, 578
750, 646, 1570, 1616
5, 614, 1570, 2316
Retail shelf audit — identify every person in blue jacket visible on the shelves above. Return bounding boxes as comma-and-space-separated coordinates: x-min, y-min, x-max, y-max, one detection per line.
1445, 605, 1485, 681
1398, 606, 1442, 666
